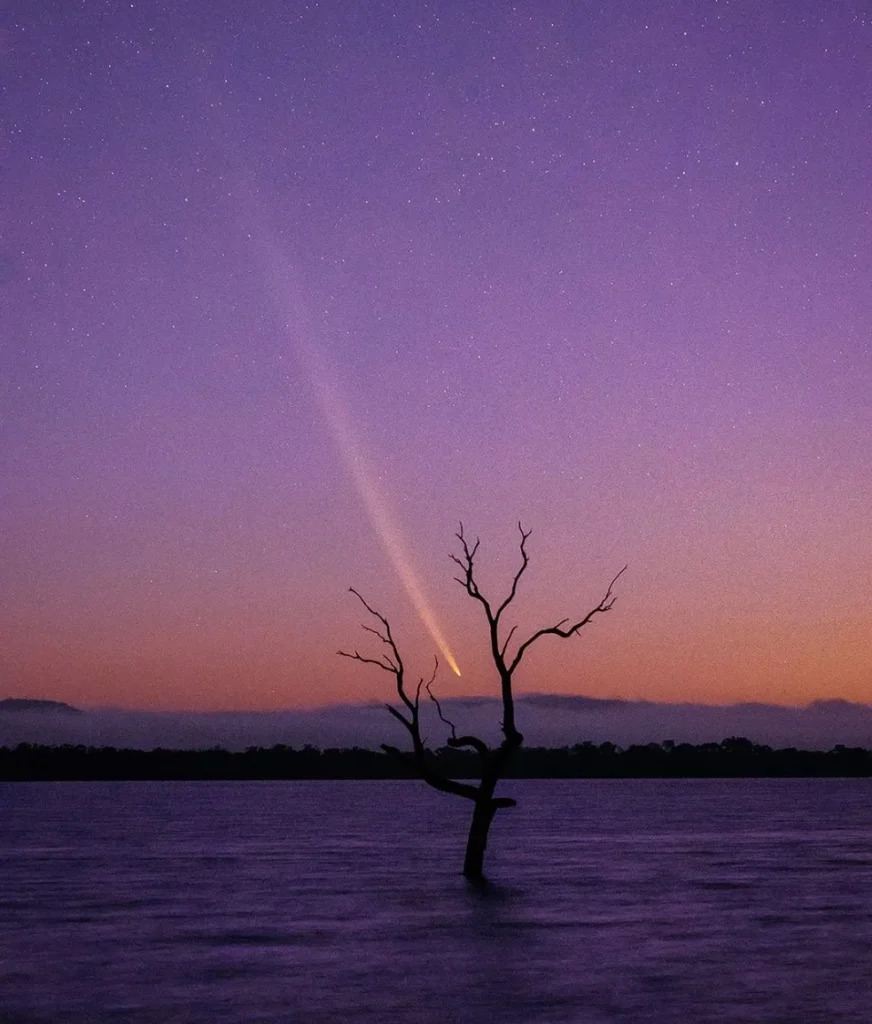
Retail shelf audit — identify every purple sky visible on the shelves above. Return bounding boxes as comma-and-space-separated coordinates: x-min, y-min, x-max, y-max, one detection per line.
2, 0, 870, 711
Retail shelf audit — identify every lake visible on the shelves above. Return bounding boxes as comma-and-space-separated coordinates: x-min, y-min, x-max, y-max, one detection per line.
2, 779, 871, 1022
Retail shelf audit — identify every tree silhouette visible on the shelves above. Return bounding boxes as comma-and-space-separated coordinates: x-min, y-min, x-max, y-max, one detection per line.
339, 523, 624, 883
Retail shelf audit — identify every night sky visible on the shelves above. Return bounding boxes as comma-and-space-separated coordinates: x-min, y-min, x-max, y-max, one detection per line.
2, 0, 870, 712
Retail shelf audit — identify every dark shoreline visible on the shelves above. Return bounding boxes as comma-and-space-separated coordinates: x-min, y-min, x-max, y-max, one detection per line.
3, 738, 872, 781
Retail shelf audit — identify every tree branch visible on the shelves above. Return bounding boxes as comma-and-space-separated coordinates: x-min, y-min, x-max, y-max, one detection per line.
341, 587, 422, 717
499, 624, 518, 659
359, 622, 393, 646
384, 702, 415, 735
447, 734, 491, 760
380, 744, 480, 801
508, 565, 627, 675
338, 649, 398, 674
448, 522, 535, 746
449, 523, 493, 621
426, 679, 457, 741
342, 592, 481, 801
493, 522, 532, 623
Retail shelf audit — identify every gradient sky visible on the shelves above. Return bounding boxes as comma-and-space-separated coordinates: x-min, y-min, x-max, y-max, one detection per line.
2, 0, 870, 711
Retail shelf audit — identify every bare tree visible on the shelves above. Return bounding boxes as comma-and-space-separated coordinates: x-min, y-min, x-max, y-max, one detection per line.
339, 523, 625, 883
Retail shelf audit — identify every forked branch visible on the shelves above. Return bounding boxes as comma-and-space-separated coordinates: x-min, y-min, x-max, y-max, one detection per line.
449, 521, 532, 631
447, 524, 625, 747
507, 564, 627, 674
339, 588, 482, 802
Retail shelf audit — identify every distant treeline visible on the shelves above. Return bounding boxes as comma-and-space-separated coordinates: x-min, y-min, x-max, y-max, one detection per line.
3, 738, 872, 781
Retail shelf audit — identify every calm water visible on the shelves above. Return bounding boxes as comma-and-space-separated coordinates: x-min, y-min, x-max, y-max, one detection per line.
2, 779, 871, 1023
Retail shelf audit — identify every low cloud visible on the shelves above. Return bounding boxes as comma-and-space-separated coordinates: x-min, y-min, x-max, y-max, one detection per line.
2, 695, 871, 751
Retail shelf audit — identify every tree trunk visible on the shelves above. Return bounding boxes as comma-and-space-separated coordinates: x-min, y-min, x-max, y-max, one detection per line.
463, 795, 498, 882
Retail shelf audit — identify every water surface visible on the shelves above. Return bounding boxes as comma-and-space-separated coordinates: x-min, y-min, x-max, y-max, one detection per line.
2, 779, 870, 1022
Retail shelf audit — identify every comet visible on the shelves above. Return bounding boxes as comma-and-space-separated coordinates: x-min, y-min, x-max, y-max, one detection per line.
319, 381, 462, 677
242, 197, 461, 676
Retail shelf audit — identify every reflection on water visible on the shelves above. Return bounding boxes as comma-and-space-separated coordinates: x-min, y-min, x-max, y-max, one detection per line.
2, 779, 871, 1022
